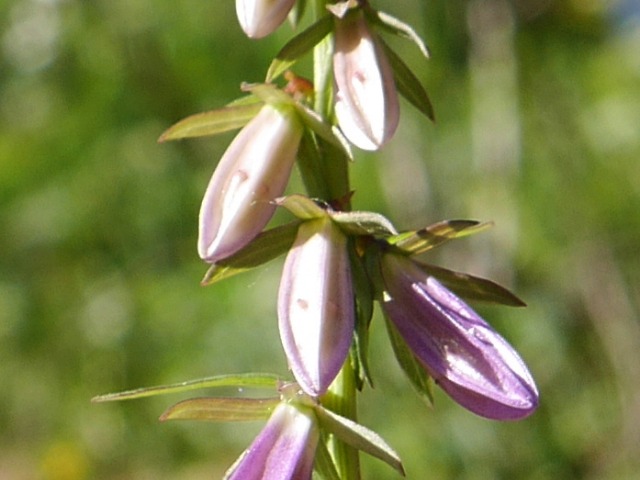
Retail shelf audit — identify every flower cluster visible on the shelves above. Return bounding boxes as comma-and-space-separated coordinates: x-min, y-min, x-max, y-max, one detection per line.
98, 1, 539, 479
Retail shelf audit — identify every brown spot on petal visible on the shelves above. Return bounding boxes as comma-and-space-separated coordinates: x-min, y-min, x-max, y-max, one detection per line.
354, 70, 366, 84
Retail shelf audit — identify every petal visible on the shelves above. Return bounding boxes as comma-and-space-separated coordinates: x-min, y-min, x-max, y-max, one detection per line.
278, 218, 355, 396
236, 0, 296, 39
225, 403, 319, 480
381, 253, 538, 420
198, 104, 302, 263
333, 11, 399, 151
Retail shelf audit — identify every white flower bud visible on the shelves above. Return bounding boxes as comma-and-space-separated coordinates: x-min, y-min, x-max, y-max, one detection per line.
278, 217, 355, 396
236, 0, 296, 39
333, 11, 399, 150
198, 104, 303, 263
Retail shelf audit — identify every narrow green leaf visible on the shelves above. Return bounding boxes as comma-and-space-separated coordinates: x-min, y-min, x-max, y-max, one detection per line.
388, 220, 493, 255
418, 262, 526, 307
91, 373, 281, 403
158, 103, 262, 142
365, 8, 430, 58
315, 406, 405, 476
201, 222, 300, 285
380, 39, 435, 122
159, 397, 280, 422
330, 210, 398, 237
266, 15, 334, 82
384, 317, 435, 407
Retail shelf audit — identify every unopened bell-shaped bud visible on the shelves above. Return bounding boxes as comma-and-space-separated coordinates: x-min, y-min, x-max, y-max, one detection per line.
278, 217, 355, 396
380, 253, 539, 420
198, 104, 303, 263
225, 402, 319, 480
333, 10, 399, 151
236, 0, 296, 39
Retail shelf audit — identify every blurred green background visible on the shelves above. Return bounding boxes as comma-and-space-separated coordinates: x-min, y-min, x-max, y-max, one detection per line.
1, 0, 639, 478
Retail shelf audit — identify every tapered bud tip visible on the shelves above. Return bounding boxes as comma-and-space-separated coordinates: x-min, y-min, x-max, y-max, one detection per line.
198, 105, 302, 263
381, 253, 539, 420
333, 12, 400, 150
278, 218, 355, 396
236, 0, 296, 38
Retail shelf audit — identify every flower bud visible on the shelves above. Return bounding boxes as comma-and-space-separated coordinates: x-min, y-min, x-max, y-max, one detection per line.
225, 402, 319, 479
236, 0, 296, 39
198, 104, 303, 263
333, 11, 399, 150
380, 253, 539, 420
278, 217, 355, 396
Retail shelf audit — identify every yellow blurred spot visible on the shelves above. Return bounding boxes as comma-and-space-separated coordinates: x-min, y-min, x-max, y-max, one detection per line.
40, 441, 89, 480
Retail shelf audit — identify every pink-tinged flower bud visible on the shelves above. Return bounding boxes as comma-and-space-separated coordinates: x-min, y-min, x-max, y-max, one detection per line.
380, 253, 539, 420
236, 0, 296, 39
198, 105, 303, 263
225, 402, 319, 480
333, 11, 399, 151
278, 218, 355, 396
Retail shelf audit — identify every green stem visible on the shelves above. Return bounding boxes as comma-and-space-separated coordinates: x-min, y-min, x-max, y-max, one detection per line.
321, 361, 361, 479
303, 0, 351, 207
306, 2, 360, 479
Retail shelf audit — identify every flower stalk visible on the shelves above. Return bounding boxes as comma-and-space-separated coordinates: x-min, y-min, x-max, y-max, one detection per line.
305, 1, 361, 477
105, 1, 541, 478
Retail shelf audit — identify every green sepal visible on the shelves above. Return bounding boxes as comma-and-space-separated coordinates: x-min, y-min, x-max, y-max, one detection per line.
91, 373, 281, 403
287, 0, 307, 29
380, 39, 435, 122
243, 82, 296, 109
201, 222, 300, 286
274, 194, 328, 220
348, 243, 375, 390
365, 8, 430, 58
226, 94, 264, 108
314, 433, 342, 480
314, 404, 405, 476
158, 102, 262, 142
417, 262, 526, 307
384, 316, 435, 407
387, 220, 492, 255
330, 210, 398, 237
159, 396, 280, 422
266, 15, 334, 82
297, 130, 332, 199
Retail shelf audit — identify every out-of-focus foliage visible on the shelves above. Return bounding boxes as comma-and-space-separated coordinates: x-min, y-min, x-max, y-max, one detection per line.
1, 0, 638, 479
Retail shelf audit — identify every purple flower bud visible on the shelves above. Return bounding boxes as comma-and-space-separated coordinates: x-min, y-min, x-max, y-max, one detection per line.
236, 0, 296, 39
225, 402, 319, 480
380, 253, 539, 420
278, 218, 355, 396
333, 11, 400, 151
198, 104, 303, 263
